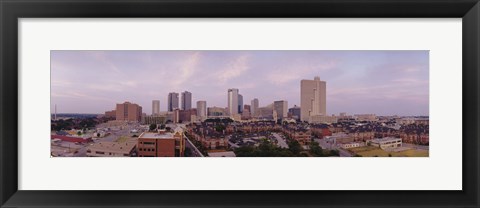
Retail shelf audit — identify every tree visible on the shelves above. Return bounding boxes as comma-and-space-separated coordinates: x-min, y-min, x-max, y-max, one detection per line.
288, 140, 302, 155
309, 141, 323, 156
149, 124, 157, 131
329, 149, 340, 156
160, 124, 166, 129
215, 124, 225, 132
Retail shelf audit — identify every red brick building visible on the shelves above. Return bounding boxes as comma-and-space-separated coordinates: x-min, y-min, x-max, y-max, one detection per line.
137, 129, 185, 157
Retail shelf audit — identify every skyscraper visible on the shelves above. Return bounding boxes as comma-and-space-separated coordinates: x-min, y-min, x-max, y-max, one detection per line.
168, 92, 179, 112
238, 94, 243, 114
300, 76, 326, 122
288, 105, 301, 120
251, 98, 259, 117
274, 100, 288, 118
181, 91, 192, 110
197, 100, 207, 119
228, 88, 239, 116
152, 100, 160, 115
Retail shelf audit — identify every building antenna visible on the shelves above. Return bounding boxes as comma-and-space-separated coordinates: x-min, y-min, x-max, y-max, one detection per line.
54, 104, 57, 120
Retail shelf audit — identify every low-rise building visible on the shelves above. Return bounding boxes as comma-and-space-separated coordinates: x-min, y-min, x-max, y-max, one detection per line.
143, 115, 167, 125
340, 142, 364, 149
309, 115, 338, 124
86, 140, 137, 157
208, 151, 236, 157
137, 128, 185, 157
369, 137, 402, 149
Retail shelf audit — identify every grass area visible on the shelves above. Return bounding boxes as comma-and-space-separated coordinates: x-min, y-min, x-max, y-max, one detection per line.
349, 146, 429, 157
115, 136, 129, 143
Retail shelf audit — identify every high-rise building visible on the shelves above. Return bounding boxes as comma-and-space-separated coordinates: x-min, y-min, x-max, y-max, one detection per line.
152, 100, 160, 115
274, 100, 288, 118
208, 107, 226, 117
181, 91, 192, 110
197, 101, 207, 119
288, 105, 301, 120
115, 101, 143, 122
300, 76, 326, 122
244, 104, 251, 113
238, 94, 243, 114
251, 98, 259, 117
228, 88, 239, 116
168, 92, 179, 112
179, 109, 197, 123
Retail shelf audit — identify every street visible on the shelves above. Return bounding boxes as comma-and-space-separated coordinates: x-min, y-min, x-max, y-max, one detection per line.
184, 135, 204, 157
272, 133, 289, 148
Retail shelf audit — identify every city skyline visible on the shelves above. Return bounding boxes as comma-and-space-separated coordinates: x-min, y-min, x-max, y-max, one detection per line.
51, 50, 429, 116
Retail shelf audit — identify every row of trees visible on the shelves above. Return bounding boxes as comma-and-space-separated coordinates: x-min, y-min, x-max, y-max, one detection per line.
234, 138, 339, 157
51, 118, 99, 132
234, 139, 298, 157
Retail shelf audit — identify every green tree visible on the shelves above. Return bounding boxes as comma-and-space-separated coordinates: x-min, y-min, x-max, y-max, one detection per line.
309, 141, 323, 156
149, 124, 157, 131
215, 124, 226, 132
288, 140, 302, 156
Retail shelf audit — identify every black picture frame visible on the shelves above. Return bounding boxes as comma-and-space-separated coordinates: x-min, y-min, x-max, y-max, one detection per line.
1, 0, 479, 207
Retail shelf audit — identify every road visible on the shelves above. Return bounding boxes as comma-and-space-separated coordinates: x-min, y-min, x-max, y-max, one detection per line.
184, 135, 204, 157
272, 133, 289, 148
315, 138, 352, 157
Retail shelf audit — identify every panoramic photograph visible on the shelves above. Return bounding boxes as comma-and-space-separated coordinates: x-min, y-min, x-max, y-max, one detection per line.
50, 50, 429, 157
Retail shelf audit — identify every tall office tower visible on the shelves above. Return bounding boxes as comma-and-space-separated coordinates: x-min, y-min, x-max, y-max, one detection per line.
300, 76, 327, 122
116, 101, 143, 122
196, 101, 207, 119
168, 92, 179, 112
251, 98, 259, 117
288, 105, 301, 120
237, 94, 243, 114
228, 88, 239, 116
181, 91, 192, 110
152, 100, 160, 115
274, 100, 288, 118
243, 104, 251, 113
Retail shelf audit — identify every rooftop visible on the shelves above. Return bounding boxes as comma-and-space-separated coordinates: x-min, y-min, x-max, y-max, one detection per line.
208, 151, 236, 157
371, 137, 402, 143
87, 141, 136, 154
139, 132, 175, 139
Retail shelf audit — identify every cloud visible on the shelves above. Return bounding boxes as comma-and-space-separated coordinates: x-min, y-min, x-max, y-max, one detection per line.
51, 80, 72, 87
52, 91, 115, 103
171, 52, 201, 89
267, 60, 338, 86
90, 51, 123, 75
218, 55, 249, 84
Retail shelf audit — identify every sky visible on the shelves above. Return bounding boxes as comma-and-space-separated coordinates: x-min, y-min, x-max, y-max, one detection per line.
51, 50, 429, 116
